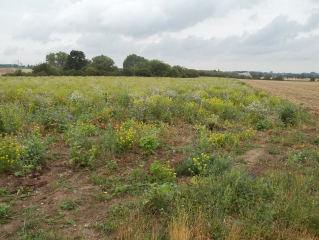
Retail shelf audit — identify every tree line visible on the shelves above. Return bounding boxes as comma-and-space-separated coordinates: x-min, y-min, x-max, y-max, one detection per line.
3, 51, 201, 78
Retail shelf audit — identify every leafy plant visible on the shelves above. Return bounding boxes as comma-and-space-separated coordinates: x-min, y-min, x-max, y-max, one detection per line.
105, 160, 118, 174
143, 183, 180, 213
139, 135, 158, 154
0, 203, 11, 224
69, 143, 98, 168
150, 160, 176, 183
0, 134, 25, 172
59, 199, 77, 210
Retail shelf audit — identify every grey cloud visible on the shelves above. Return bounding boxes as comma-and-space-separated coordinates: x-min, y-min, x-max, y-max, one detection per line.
304, 9, 319, 31
140, 14, 319, 63
11, 0, 264, 41
3, 46, 24, 56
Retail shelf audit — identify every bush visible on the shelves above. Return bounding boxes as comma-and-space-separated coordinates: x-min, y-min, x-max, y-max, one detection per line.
0, 203, 11, 224
139, 135, 158, 154
0, 134, 25, 172
85, 67, 99, 76
135, 68, 153, 77
278, 103, 300, 126
310, 77, 316, 82
69, 143, 98, 168
59, 199, 77, 210
20, 127, 47, 167
150, 160, 176, 183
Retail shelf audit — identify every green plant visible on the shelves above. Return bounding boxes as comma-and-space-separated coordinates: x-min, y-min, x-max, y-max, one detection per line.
92, 191, 112, 203
59, 199, 77, 210
139, 135, 158, 154
150, 160, 176, 183
265, 146, 281, 155
278, 103, 301, 126
69, 143, 98, 168
19, 126, 48, 168
0, 203, 11, 223
0, 187, 8, 196
282, 131, 306, 147
143, 183, 180, 213
255, 119, 273, 131
105, 160, 118, 174
0, 134, 25, 172
313, 137, 319, 146
131, 169, 149, 182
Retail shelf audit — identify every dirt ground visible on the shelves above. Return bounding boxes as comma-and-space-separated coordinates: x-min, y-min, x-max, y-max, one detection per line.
241, 79, 319, 115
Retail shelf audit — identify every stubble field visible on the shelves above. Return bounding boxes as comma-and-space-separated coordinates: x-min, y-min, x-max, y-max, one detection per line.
241, 79, 319, 115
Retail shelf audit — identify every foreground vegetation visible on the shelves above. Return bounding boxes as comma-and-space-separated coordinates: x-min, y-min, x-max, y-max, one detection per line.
0, 76, 318, 239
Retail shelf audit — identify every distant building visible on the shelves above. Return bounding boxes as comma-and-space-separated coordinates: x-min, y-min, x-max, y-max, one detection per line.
241, 72, 251, 76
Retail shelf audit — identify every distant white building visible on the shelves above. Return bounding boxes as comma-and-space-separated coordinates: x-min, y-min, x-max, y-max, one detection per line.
241, 72, 251, 76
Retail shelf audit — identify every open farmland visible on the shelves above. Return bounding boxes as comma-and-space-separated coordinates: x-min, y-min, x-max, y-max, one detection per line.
0, 68, 32, 76
0, 76, 319, 239
240, 79, 319, 115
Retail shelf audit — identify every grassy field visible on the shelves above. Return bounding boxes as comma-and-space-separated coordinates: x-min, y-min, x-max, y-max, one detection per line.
0, 76, 319, 239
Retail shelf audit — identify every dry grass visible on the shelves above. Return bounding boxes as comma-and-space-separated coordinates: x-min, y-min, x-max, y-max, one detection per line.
240, 79, 319, 114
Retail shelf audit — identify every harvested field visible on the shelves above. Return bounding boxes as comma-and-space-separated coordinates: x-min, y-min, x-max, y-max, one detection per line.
0, 68, 32, 75
241, 79, 319, 115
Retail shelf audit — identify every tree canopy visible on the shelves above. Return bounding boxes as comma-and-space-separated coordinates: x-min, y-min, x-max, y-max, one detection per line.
65, 50, 88, 70
123, 54, 148, 68
45, 51, 68, 68
91, 55, 116, 72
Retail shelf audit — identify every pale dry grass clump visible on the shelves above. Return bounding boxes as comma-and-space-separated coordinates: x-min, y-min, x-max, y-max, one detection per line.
169, 211, 210, 240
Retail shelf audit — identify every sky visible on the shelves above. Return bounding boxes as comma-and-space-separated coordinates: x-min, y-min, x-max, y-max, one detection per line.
0, 0, 318, 73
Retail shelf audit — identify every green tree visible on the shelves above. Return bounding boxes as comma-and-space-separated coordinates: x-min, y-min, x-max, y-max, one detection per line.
310, 76, 316, 82
45, 52, 68, 68
135, 68, 152, 77
33, 63, 61, 75
45, 53, 56, 66
91, 55, 116, 72
148, 60, 170, 77
165, 67, 181, 78
85, 67, 99, 76
264, 74, 272, 80
55, 51, 68, 68
252, 74, 260, 80
65, 50, 88, 70
123, 54, 148, 68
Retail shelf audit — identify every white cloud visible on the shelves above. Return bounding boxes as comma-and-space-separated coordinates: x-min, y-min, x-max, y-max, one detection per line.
0, 0, 318, 72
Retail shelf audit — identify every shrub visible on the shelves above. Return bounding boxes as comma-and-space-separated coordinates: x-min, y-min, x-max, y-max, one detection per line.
139, 135, 158, 154
0, 134, 25, 172
143, 183, 180, 213
255, 119, 273, 131
150, 160, 176, 183
278, 103, 300, 126
20, 126, 48, 168
59, 199, 77, 210
105, 160, 118, 174
115, 121, 138, 151
69, 143, 98, 168
0, 203, 11, 224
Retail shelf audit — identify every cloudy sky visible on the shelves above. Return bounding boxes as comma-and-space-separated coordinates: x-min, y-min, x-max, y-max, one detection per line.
1, 0, 318, 72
